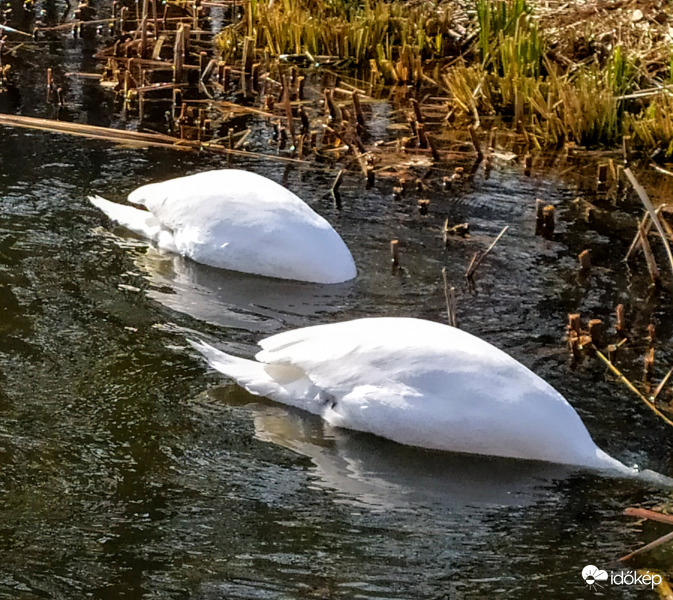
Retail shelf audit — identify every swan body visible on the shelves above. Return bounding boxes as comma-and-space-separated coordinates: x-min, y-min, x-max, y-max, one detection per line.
190, 317, 631, 472
89, 169, 356, 284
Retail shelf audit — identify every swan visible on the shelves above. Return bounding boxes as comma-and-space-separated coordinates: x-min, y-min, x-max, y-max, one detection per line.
88, 169, 356, 284
189, 317, 633, 473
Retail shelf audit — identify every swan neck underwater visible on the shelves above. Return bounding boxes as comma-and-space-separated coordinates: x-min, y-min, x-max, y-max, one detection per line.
89, 169, 356, 284
189, 317, 645, 476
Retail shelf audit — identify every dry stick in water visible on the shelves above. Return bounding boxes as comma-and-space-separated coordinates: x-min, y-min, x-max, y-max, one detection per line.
441, 267, 457, 328
331, 169, 344, 209
281, 75, 295, 146
467, 125, 483, 162
466, 226, 508, 279
626, 211, 652, 260
652, 366, 673, 401
625, 206, 672, 260
625, 167, 673, 280
639, 221, 661, 285
595, 349, 673, 428
620, 530, 673, 562
624, 507, 673, 526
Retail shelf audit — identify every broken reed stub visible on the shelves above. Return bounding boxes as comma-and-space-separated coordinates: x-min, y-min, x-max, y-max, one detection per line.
568, 313, 581, 335
615, 304, 626, 334
622, 135, 632, 165
568, 330, 581, 360
417, 200, 429, 215
366, 165, 375, 189
597, 163, 609, 188
644, 347, 655, 383
579, 334, 595, 356
390, 240, 400, 267
541, 205, 555, 237
588, 319, 603, 349
648, 323, 657, 345
579, 249, 591, 272
443, 220, 469, 244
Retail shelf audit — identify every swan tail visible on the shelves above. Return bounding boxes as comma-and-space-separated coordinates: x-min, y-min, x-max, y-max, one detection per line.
189, 339, 314, 407
89, 195, 163, 241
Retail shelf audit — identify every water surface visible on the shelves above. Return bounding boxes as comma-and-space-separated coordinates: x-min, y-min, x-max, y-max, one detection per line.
0, 4, 671, 599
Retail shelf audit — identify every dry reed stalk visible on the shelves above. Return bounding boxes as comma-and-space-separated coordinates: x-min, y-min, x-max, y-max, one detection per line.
595, 349, 673, 427
639, 221, 661, 285
282, 75, 296, 146
625, 167, 673, 280
466, 226, 508, 279
652, 367, 673, 401
626, 212, 652, 260
139, 0, 149, 58
0, 114, 335, 168
442, 267, 457, 328
467, 125, 483, 161
588, 319, 603, 348
173, 23, 184, 83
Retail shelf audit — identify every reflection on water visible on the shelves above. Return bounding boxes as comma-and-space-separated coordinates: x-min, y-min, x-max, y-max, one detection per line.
132, 245, 353, 333
208, 386, 570, 511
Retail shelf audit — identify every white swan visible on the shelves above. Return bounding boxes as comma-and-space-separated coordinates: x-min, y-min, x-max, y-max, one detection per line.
88, 169, 356, 284
190, 317, 632, 473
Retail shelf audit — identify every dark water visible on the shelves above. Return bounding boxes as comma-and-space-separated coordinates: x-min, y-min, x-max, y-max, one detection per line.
0, 4, 672, 599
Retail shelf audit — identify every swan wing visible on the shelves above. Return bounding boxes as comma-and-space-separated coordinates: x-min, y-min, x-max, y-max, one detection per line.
255, 317, 529, 393
188, 339, 322, 413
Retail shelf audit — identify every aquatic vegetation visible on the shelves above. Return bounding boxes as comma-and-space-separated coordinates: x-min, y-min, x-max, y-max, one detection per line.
214, 0, 673, 152
217, 0, 457, 83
